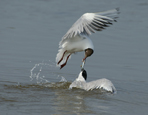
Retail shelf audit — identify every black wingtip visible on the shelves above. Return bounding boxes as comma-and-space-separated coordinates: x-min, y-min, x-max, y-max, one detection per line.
116, 7, 120, 11
114, 20, 117, 22
116, 7, 120, 14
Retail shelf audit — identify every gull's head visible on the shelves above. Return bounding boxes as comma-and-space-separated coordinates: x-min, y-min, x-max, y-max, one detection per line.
76, 69, 87, 82
83, 48, 94, 61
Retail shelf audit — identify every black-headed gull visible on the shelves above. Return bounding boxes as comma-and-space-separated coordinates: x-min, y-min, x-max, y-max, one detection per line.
69, 69, 116, 93
56, 8, 119, 69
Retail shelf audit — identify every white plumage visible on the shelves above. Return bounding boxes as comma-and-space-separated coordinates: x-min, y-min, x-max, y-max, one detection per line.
56, 8, 119, 69
69, 69, 116, 93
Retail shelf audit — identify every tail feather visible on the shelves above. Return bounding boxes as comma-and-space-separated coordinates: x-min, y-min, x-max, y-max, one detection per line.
56, 48, 71, 67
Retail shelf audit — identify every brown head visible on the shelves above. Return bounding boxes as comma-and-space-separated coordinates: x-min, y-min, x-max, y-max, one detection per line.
83, 48, 94, 61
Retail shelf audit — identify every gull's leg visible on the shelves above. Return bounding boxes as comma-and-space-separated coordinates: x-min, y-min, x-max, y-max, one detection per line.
57, 50, 67, 65
60, 53, 71, 69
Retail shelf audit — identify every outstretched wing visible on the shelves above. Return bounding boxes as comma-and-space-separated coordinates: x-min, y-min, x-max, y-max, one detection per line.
69, 78, 116, 93
86, 78, 116, 93
59, 8, 119, 47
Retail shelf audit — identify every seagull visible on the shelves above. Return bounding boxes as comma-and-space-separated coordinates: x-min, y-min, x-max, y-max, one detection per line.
69, 69, 116, 93
56, 8, 119, 69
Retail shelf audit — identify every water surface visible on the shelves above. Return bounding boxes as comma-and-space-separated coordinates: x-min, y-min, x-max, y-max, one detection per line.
0, 0, 148, 115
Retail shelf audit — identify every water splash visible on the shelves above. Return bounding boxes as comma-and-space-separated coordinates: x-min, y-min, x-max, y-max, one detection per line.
30, 62, 48, 83
58, 75, 67, 82
29, 60, 68, 84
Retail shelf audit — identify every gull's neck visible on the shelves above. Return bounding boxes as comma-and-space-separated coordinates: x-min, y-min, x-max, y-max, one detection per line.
80, 34, 94, 50
76, 71, 86, 82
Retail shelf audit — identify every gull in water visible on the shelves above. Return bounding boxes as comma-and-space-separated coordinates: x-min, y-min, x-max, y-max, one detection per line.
56, 8, 119, 69
69, 69, 116, 93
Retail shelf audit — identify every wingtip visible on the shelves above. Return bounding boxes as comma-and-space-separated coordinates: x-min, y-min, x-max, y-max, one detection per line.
115, 7, 120, 14
114, 20, 117, 22
115, 7, 120, 11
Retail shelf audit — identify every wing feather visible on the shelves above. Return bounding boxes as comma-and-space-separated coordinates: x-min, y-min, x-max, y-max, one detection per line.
59, 8, 119, 46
